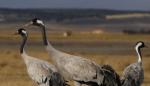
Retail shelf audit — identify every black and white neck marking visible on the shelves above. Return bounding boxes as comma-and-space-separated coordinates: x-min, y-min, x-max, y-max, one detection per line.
18, 29, 28, 54
36, 20, 44, 26
32, 18, 45, 26
31, 18, 48, 46
135, 41, 145, 64
41, 26, 48, 46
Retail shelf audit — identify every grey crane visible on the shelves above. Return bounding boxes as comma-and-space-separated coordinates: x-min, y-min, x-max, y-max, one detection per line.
23, 18, 121, 86
121, 41, 145, 86
16, 28, 67, 86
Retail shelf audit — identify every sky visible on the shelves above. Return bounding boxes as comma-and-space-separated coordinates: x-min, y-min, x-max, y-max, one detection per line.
0, 0, 150, 11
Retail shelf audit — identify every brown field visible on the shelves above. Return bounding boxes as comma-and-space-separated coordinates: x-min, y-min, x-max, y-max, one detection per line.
0, 25, 150, 86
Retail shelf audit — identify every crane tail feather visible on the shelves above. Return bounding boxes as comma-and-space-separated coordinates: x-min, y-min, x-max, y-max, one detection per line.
49, 72, 68, 86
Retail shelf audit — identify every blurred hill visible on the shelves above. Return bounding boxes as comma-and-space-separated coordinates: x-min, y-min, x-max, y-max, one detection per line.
0, 8, 150, 23
1, 8, 150, 33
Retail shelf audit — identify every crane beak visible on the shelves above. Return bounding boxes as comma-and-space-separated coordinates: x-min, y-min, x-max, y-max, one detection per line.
14, 31, 18, 35
145, 45, 148, 48
22, 21, 33, 28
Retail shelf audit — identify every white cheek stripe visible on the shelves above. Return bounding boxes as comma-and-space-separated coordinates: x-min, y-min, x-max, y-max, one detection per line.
37, 20, 44, 25
22, 30, 27, 34
137, 43, 142, 47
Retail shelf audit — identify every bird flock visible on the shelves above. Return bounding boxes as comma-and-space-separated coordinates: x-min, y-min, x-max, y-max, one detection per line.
15, 18, 145, 86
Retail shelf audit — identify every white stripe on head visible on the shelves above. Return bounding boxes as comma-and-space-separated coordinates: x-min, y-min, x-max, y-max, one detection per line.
135, 42, 143, 63
22, 30, 27, 34
37, 20, 44, 26
136, 42, 142, 49
135, 42, 142, 52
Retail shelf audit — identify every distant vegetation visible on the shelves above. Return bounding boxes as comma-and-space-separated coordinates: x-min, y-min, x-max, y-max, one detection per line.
106, 13, 150, 19
0, 8, 150, 23
123, 29, 150, 34
1, 8, 150, 33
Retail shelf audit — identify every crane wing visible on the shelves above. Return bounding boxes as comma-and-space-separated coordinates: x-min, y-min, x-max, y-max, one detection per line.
121, 63, 144, 86
27, 61, 53, 85
63, 56, 104, 84
100, 64, 121, 86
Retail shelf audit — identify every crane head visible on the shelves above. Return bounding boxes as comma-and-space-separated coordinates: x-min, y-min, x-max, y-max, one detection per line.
23, 18, 45, 28
135, 41, 147, 49
16, 28, 27, 36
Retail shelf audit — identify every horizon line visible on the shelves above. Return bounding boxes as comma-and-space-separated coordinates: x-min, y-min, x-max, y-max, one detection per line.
0, 7, 149, 12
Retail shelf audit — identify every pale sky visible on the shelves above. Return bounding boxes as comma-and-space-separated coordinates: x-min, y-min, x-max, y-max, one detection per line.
0, 0, 150, 10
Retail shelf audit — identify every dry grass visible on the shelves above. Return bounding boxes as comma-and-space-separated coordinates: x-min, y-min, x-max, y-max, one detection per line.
0, 31, 150, 86
0, 50, 150, 86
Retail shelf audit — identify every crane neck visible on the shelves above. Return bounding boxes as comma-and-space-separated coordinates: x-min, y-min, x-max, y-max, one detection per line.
135, 46, 142, 64
41, 26, 59, 55
20, 34, 36, 66
41, 26, 48, 46
20, 34, 27, 54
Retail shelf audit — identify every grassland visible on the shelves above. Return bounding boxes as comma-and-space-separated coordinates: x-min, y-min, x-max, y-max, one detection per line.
0, 27, 150, 86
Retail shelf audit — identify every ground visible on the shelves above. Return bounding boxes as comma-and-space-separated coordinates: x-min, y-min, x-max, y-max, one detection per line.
0, 25, 150, 86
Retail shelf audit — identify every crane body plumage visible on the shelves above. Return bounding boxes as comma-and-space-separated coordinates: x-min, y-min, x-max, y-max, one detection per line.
121, 63, 144, 86
121, 41, 145, 86
45, 30, 121, 86
46, 44, 104, 85
22, 53, 57, 86
17, 28, 67, 86
23, 18, 121, 86
99, 64, 121, 86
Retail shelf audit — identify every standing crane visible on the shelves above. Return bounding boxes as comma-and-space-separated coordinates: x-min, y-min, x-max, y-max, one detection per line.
23, 18, 121, 86
121, 41, 145, 86
16, 28, 67, 86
